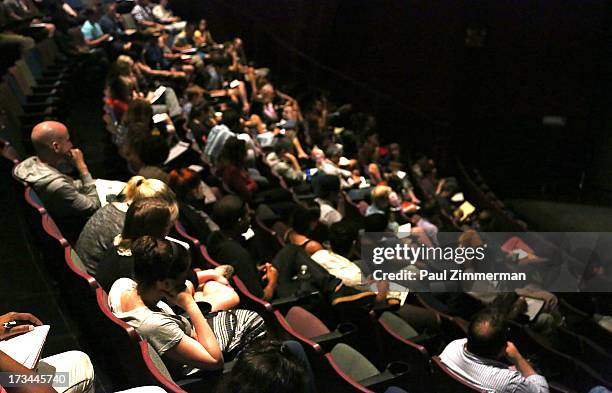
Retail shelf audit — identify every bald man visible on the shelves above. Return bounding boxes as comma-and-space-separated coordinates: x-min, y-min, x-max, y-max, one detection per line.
14, 121, 100, 221
439, 312, 549, 393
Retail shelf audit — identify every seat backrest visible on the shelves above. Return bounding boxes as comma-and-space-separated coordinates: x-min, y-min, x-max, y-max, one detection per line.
8, 66, 33, 96
285, 306, 331, 338
379, 312, 419, 339
15, 60, 37, 89
66, 246, 98, 290
330, 343, 380, 383
1, 139, 20, 165
24, 187, 46, 214
121, 13, 138, 30
140, 341, 186, 393
431, 356, 488, 393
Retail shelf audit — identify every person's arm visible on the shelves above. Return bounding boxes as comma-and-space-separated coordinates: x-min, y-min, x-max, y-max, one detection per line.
62, 2, 77, 17
54, 149, 100, 216
506, 341, 549, 393
0, 312, 51, 393
164, 290, 223, 370
259, 262, 278, 301
84, 32, 110, 47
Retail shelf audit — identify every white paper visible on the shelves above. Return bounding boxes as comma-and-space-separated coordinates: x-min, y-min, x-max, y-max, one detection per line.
242, 227, 255, 241
512, 249, 529, 260
164, 141, 190, 164
396, 223, 412, 238
451, 192, 465, 202
524, 297, 545, 321
0, 325, 50, 369
150, 86, 167, 104
339, 157, 351, 167
96, 179, 127, 206
396, 170, 406, 179
152, 113, 169, 124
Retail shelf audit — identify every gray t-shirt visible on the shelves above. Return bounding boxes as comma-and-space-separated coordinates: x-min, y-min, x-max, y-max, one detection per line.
108, 278, 193, 375
76, 203, 126, 275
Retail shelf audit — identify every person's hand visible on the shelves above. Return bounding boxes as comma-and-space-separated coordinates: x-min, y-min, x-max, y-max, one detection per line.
163, 283, 195, 310
259, 263, 278, 283
0, 312, 42, 340
283, 152, 297, 162
69, 148, 88, 173
505, 341, 523, 363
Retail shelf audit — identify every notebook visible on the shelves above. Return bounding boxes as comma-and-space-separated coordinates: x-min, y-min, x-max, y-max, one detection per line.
0, 325, 50, 369
454, 201, 476, 222
96, 179, 127, 206
524, 297, 545, 321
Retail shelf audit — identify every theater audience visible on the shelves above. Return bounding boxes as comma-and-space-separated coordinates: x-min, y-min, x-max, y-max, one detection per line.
76, 176, 175, 275
109, 235, 266, 377
207, 195, 376, 307
440, 312, 549, 393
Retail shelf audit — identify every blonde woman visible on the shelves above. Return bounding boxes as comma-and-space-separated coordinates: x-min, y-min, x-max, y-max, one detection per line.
76, 176, 176, 275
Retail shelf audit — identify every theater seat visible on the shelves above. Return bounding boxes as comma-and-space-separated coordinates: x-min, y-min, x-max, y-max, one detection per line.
431, 356, 487, 393
330, 343, 380, 382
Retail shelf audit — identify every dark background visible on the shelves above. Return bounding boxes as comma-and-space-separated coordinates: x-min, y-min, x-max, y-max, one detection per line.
171, 0, 612, 204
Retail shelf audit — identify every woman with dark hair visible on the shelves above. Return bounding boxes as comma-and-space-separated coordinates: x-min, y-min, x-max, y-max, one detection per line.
168, 168, 219, 241
108, 236, 266, 378
219, 339, 316, 393
97, 197, 179, 291
123, 122, 171, 181
284, 206, 324, 257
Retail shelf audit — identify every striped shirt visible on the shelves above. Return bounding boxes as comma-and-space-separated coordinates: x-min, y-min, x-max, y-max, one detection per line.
440, 338, 549, 393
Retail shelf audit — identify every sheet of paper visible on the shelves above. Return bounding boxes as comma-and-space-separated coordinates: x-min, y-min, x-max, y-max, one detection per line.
96, 179, 126, 206
339, 157, 351, 167
0, 325, 50, 369
451, 192, 465, 202
396, 223, 412, 239
164, 141, 190, 164
524, 297, 545, 321
152, 113, 169, 124
512, 249, 529, 260
242, 227, 255, 241
150, 86, 167, 104
456, 201, 476, 222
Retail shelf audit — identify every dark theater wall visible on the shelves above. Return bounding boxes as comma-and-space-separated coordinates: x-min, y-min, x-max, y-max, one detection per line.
171, 0, 612, 201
